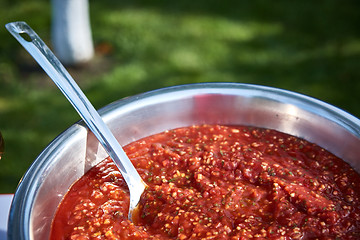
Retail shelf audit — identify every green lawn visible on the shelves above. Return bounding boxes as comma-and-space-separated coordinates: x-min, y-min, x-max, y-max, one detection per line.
1, 0, 360, 193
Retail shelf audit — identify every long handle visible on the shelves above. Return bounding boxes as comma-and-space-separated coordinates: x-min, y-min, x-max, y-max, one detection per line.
5, 22, 145, 195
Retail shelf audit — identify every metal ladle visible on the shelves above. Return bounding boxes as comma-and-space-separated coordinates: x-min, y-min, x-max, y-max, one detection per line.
5, 21, 146, 221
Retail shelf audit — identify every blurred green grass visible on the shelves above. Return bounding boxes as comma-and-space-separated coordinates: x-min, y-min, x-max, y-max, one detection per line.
0, 0, 360, 193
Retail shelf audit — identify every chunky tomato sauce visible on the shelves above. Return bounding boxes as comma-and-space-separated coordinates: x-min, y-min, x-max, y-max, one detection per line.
50, 125, 360, 239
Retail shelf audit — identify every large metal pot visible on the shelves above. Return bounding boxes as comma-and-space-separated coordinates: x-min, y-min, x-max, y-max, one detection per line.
8, 83, 360, 239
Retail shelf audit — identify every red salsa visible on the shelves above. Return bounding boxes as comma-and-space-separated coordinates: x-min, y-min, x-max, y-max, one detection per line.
50, 125, 360, 239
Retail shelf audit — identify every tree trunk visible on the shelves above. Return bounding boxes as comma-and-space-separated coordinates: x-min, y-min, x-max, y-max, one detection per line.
51, 0, 94, 65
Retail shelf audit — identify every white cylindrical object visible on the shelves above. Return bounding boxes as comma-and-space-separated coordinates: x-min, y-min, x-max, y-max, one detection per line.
51, 0, 94, 65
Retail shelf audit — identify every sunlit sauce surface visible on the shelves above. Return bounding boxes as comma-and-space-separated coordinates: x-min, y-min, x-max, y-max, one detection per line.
50, 125, 360, 239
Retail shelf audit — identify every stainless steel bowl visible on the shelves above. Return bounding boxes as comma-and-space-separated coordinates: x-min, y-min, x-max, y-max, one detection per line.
8, 83, 360, 239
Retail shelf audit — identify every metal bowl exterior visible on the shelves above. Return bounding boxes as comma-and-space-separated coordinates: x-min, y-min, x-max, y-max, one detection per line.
8, 83, 360, 239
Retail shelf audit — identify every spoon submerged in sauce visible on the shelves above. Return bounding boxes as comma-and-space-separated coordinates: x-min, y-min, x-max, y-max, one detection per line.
6, 21, 147, 221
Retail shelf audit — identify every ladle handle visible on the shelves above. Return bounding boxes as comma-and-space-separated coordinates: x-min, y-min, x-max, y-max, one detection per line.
5, 21, 145, 193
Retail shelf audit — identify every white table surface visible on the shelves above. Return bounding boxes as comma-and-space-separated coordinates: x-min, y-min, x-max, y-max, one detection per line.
0, 194, 13, 240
